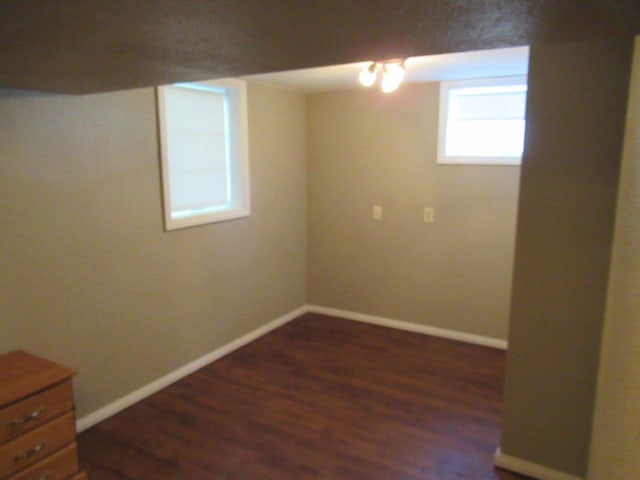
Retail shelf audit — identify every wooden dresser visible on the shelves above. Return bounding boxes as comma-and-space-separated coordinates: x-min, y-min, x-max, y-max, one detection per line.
0, 351, 87, 480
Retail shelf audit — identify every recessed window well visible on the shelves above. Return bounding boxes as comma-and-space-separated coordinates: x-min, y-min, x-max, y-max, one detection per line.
157, 79, 250, 230
438, 76, 528, 165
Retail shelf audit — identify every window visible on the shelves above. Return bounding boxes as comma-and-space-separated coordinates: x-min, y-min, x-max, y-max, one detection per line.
438, 76, 527, 165
157, 79, 250, 230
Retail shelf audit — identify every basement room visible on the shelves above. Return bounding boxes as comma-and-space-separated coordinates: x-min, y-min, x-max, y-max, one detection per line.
1, 2, 638, 480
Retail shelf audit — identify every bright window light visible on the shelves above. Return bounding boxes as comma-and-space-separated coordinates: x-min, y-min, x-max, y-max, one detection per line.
438, 76, 527, 165
157, 79, 250, 230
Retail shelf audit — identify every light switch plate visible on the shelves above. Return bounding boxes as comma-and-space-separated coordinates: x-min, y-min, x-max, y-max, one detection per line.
423, 207, 435, 223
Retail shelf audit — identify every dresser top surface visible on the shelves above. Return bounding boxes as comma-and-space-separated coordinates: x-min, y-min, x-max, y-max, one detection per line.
0, 350, 76, 407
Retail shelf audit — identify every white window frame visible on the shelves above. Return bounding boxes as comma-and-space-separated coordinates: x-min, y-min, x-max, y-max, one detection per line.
438, 76, 527, 166
157, 78, 250, 231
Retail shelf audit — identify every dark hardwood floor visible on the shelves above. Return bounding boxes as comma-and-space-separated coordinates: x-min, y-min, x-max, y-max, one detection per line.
78, 313, 531, 479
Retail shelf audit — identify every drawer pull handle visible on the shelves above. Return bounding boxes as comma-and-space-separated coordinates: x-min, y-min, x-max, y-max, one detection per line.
12, 440, 47, 462
35, 473, 52, 480
10, 406, 45, 426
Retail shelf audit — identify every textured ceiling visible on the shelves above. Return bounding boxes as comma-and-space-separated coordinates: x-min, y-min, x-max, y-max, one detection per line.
1, 0, 639, 94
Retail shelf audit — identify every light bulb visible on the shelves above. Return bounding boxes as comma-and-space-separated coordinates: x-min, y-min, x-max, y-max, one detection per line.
381, 76, 400, 93
358, 63, 377, 87
381, 62, 405, 93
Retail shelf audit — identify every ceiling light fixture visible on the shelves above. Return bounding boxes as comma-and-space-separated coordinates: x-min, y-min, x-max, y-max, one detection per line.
358, 60, 406, 93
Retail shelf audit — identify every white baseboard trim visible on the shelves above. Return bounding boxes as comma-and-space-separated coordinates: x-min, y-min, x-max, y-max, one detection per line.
76, 306, 307, 433
77, 304, 506, 432
494, 448, 583, 480
306, 305, 508, 350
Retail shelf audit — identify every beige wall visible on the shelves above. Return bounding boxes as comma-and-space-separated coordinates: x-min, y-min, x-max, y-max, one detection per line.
0, 318, 15, 353
0, 82, 307, 417
306, 83, 520, 340
588, 36, 640, 480
501, 38, 634, 476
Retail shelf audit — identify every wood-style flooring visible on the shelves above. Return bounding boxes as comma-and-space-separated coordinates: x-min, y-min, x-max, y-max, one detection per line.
78, 313, 531, 479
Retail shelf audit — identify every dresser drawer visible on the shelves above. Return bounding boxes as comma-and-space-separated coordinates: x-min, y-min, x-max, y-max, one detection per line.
68, 473, 87, 480
0, 412, 76, 477
6, 443, 79, 480
0, 382, 74, 444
